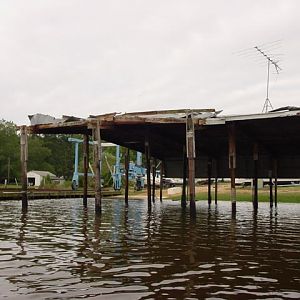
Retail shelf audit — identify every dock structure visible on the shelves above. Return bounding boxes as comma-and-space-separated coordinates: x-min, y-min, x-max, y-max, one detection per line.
21, 107, 300, 215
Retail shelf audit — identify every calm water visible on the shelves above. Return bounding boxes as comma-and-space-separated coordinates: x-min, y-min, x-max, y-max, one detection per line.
0, 199, 299, 299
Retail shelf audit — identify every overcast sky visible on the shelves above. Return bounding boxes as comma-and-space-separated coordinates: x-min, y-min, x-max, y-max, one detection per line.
1, 0, 299, 124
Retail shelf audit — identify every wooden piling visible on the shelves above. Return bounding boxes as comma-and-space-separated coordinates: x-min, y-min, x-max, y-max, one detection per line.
93, 121, 102, 214
214, 159, 218, 205
124, 148, 129, 206
269, 169, 273, 208
273, 159, 278, 207
208, 158, 212, 207
252, 143, 258, 210
20, 126, 28, 210
181, 146, 187, 209
145, 138, 151, 210
152, 159, 156, 203
83, 134, 89, 208
228, 123, 236, 213
159, 161, 163, 202
186, 113, 196, 216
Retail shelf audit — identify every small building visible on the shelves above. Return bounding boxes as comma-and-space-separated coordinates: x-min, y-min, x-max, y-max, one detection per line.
27, 170, 62, 187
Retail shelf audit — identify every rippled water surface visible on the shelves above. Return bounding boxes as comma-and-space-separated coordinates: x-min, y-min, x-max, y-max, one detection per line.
0, 199, 299, 299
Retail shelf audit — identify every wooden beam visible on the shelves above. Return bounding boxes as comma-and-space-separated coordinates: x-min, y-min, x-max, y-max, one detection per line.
186, 113, 196, 216
228, 123, 237, 213
20, 126, 28, 210
83, 134, 89, 208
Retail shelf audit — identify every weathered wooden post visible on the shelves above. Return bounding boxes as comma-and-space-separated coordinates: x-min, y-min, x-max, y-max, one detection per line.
228, 123, 237, 213
252, 143, 258, 210
124, 148, 130, 206
214, 158, 218, 205
152, 158, 156, 203
145, 137, 151, 210
186, 113, 196, 216
83, 133, 89, 208
269, 160, 273, 208
93, 121, 102, 214
159, 161, 163, 202
273, 158, 278, 207
20, 126, 28, 210
208, 158, 212, 207
181, 146, 187, 209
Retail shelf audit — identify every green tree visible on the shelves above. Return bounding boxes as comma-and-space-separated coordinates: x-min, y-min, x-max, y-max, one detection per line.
0, 120, 20, 183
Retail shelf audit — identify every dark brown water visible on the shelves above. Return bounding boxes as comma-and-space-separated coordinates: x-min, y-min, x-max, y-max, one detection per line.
0, 199, 299, 299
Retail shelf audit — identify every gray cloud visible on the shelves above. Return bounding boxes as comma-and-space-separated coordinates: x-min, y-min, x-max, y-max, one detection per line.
0, 0, 299, 124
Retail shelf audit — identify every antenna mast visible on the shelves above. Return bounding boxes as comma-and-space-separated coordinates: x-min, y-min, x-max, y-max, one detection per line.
254, 45, 282, 113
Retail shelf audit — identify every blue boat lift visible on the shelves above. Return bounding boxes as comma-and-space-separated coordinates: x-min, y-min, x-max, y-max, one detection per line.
68, 138, 145, 191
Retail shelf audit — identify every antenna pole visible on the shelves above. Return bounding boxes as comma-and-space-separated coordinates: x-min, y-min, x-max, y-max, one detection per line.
266, 59, 270, 101
254, 46, 281, 113
262, 60, 273, 113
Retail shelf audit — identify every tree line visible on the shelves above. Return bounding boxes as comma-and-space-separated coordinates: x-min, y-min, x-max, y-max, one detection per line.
0, 119, 138, 187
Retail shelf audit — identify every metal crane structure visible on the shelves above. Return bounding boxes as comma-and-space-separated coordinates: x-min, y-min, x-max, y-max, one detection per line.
68, 138, 146, 191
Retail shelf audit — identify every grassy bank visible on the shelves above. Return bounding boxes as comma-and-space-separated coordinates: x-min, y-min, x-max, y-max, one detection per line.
169, 185, 300, 203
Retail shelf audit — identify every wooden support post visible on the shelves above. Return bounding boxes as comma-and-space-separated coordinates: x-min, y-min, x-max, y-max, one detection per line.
159, 161, 163, 202
20, 126, 28, 210
273, 159, 278, 208
186, 113, 196, 216
145, 138, 151, 210
181, 146, 187, 209
269, 168, 273, 208
93, 122, 102, 214
214, 159, 218, 205
152, 159, 156, 203
228, 123, 236, 213
124, 148, 129, 206
208, 158, 212, 207
252, 143, 258, 211
83, 134, 89, 208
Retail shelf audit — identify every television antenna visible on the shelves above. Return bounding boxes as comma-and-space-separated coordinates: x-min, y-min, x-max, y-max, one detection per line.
254, 45, 282, 113
235, 40, 283, 113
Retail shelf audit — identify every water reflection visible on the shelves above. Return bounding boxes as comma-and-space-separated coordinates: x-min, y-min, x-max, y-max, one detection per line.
17, 210, 27, 256
0, 199, 299, 299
